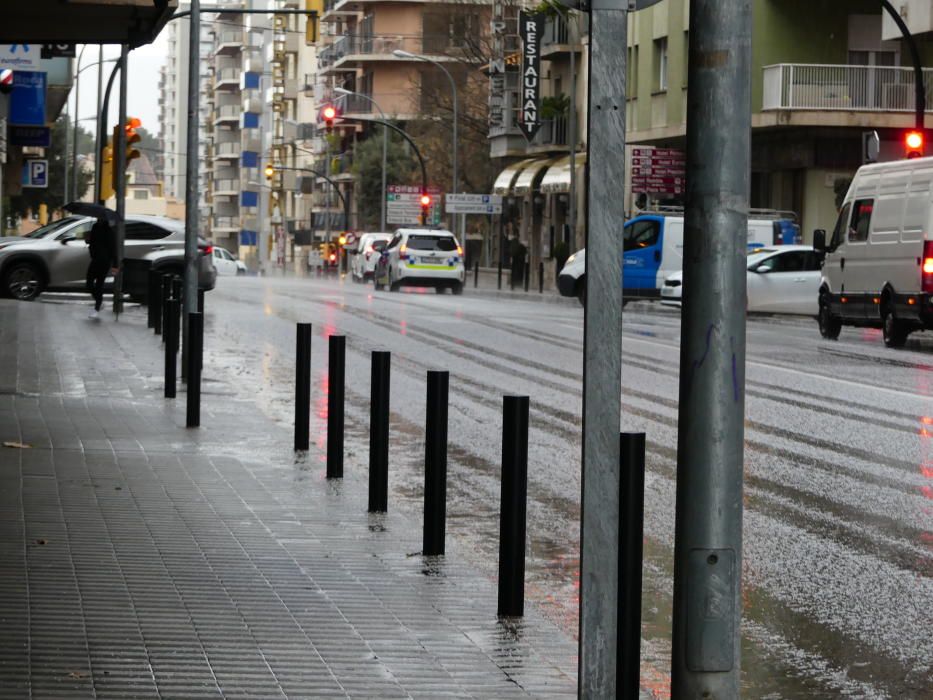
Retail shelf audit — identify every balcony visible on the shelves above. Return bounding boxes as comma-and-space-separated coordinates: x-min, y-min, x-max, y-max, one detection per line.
213, 179, 239, 196
214, 142, 240, 160
321, 0, 358, 23
762, 63, 933, 113
320, 34, 477, 73
541, 13, 589, 58
215, 67, 240, 89
215, 30, 244, 54
212, 216, 240, 232
530, 115, 570, 150
214, 104, 241, 125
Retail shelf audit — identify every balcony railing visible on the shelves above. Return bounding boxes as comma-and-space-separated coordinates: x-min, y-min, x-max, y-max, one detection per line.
762, 63, 933, 112
215, 67, 240, 85
213, 216, 239, 230
320, 34, 476, 69
335, 93, 374, 114
215, 104, 240, 120
542, 13, 589, 49
531, 115, 569, 147
213, 179, 239, 193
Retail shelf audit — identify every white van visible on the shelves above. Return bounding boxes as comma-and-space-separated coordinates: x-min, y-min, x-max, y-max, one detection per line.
557, 210, 798, 304
814, 157, 933, 347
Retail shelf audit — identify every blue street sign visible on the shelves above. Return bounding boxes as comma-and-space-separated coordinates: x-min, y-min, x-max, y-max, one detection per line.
10, 71, 46, 126
22, 159, 48, 188
9, 125, 50, 147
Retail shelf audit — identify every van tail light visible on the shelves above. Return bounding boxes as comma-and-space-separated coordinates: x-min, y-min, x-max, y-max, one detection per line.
400, 244, 407, 256
923, 240, 933, 293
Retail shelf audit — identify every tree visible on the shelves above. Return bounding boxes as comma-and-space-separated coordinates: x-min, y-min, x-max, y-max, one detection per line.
10, 114, 94, 218
351, 125, 418, 229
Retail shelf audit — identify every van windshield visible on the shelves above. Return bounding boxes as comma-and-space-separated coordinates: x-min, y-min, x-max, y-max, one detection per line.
623, 219, 661, 251
407, 235, 457, 252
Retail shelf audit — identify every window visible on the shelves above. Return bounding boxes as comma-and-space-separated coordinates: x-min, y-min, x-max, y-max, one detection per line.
830, 202, 851, 250
653, 37, 668, 92
623, 219, 661, 251
55, 221, 93, 242
125, 223, 171, 240
132, 190, 149, 200
758, 251, 809, 273
848, 199, 873, 242
406, 235, 456, 252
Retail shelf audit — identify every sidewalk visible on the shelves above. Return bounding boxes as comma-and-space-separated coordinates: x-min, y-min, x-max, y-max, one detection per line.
0, 299, 579, 698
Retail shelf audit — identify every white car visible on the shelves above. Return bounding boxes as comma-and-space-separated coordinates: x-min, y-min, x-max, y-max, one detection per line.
374, 228, 465, 294
212, 246, 247, 276
350, 232, 392, 282
660, 245, 822, 315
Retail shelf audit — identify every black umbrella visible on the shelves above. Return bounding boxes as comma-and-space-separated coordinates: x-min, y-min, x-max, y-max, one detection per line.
63, 202, 121, 226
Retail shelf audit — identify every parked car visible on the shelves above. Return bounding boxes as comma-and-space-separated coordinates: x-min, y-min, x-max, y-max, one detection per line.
557, 210, 799, 306
815, 155, 933, 347
0, 214, 216, 301
373, 228, 465, 294
660, 245, 822, 315
350, 232, 392, 282
212, 246, 247, 276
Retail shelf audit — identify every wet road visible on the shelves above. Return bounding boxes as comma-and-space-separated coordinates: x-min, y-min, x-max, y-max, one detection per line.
203, 275, 932, 698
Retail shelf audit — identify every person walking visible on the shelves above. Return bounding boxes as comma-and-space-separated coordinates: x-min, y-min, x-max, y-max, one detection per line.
86, 216, 119, 319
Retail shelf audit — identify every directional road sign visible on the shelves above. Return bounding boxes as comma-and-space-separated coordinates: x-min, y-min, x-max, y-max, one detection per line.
445, 193, 503, 215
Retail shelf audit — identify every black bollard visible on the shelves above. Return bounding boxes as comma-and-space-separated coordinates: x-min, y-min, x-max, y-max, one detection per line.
197, 288, 205, 313
497, 395, 529, 617
618, 432, 646, 699
498, 259, 503, 290
171, 275, 183, 304
474, 260, 479, 288
159, 274, 172, 338
368, 351, 391, 513
524, 260, 530, 292
294, 323, 312, 451
538, 261, 544, 294
164, 295, 179, 398
147, 270, 158, 329
326, 335, 346, 478
185, 312, 203, 428
422, 370, 449, 556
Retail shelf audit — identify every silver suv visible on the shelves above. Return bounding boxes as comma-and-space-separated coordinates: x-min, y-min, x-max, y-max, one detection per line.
0, 215, 217, 301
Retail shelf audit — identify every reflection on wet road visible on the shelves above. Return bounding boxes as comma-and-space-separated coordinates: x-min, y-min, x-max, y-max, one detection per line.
206, 276, 932, 698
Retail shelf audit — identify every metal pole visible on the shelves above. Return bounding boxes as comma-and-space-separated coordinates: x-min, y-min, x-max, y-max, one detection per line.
422, 370, 449, 556
568, 46, 577, 247
164, 293, 178, 398
294, 323, 312, 451
369, 351, 391, 513
578, 0, 627, 695
113, 44, 128, 316
184, 0, 202, 370
160, 274, 172, 339
96, 45, 103, 186
63, 98, 69, 207
380, 124, 387, 231
671, 1, 750, 696
147, 269, 159, 329
881, 0, 925, 130
497, 395, 529, 617
96, 58, 122, 205
619, 432, 646, 699
326, 335, 345, 478
70, 46, 86, 203
185, 311, 203, 428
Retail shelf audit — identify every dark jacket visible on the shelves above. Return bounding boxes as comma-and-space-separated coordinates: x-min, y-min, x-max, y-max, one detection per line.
87, 220, 117, 267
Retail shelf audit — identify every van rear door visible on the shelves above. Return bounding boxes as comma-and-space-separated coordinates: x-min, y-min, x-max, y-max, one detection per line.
622, 216, 663, 297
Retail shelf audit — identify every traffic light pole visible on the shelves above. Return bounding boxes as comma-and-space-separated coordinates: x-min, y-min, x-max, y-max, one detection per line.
671, 1, 751, 696
339, 116, 427, 206
112, 43, 128, 316
274, 165, 350, 232
880, 0, 925, 131
95, 57, 123, 205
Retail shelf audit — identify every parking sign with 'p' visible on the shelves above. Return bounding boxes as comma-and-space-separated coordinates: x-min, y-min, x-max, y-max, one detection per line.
22, 159, 48, 188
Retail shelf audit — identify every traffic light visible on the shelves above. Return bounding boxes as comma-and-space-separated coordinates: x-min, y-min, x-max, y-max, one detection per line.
338, 234, 347, 246
905, 130, 925, 159
125, 116, 142, 167
264, 163, 276, 180
321, 104, 337, 132
99, 140, 115, 202
420, 193, 431, 224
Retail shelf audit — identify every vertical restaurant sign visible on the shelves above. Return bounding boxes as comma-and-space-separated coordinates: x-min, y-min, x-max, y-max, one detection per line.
519, 12, 544, 140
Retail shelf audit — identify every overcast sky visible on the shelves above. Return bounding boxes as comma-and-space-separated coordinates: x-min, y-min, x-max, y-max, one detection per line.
74, 31, 168, 142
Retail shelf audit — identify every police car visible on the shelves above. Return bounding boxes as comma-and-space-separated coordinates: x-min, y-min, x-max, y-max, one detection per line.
374, 228, 465, 294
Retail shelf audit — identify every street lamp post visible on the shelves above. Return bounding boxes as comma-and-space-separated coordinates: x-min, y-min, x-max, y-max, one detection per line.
392, 49, 458, 233
335, 87, 388, 232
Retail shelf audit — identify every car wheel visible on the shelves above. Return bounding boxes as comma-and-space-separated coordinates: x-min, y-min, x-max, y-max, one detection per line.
818, 293, 842, 340
451, 282, 463, 296
881, 303, 908, 348
3, 262, 44, 301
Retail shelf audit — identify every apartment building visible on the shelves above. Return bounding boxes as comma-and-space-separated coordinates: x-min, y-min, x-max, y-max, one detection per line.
314, 0, 492, 242
489, 2, 588, 283
158, 3, 213, 223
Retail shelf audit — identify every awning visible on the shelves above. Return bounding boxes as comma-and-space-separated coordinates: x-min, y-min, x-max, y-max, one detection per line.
493, 158, 540, 196
541, 153, 587, 194
1, 1, 178, 48
513, 158, 557, 196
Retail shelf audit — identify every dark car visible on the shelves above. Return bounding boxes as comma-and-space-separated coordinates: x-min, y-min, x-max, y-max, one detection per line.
0, 215, 217, 301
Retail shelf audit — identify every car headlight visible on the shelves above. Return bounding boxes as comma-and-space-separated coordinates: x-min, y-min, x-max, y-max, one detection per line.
565, 253, 576, 265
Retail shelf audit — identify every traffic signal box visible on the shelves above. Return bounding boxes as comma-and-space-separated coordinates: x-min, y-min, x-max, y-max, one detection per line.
420, 193, 431, 225
321, 105, 337, 133
905, 130, 925, 159
99, 140, 115, 201
111, 117, 142, 191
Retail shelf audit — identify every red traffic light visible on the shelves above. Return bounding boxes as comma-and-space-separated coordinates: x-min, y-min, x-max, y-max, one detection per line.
322, 105, 337, 121
420, 194, 431, 207
905, 130, 924, 158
